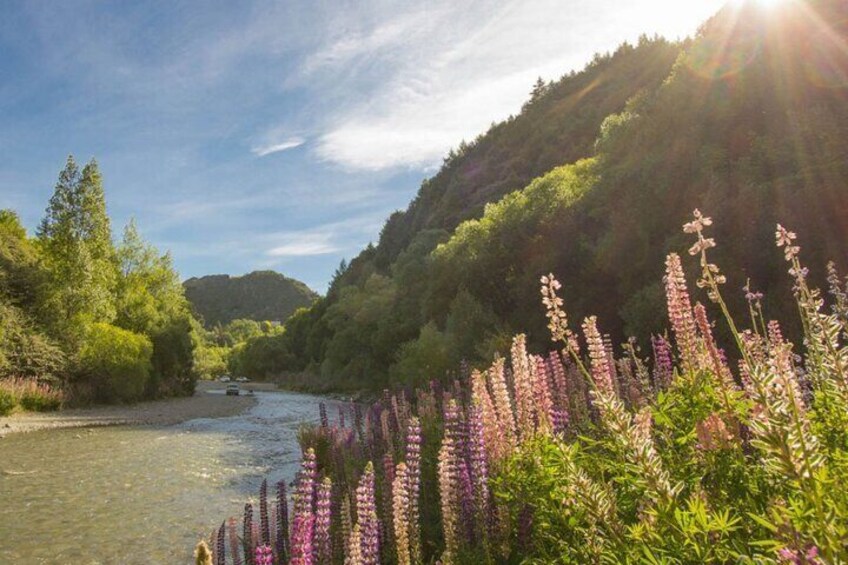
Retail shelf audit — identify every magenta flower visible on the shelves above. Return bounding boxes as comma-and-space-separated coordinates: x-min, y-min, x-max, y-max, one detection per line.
254, 544, 273, 565
290, 448, 317, 565
314, 477, 332, 564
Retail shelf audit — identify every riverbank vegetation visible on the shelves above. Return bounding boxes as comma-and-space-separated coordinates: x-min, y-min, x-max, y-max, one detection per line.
0, 157, 198, 407
233, 0, 848, 394
202, 214, 848, 563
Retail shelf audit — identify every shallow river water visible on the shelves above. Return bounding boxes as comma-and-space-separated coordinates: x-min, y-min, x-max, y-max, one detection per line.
0, 390, 343, 564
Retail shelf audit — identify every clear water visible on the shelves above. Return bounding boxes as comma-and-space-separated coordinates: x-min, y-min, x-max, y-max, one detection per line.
0, 390, 344, 564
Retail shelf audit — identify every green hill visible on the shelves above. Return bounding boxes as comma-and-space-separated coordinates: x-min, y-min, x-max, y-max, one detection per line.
243, 0, 848, 390
183, 271, 318, 327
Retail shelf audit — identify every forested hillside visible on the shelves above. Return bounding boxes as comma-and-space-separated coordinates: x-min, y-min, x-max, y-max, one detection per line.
184, 271, 317, 327
0, 157, 199, 408
220, 0, 848, 391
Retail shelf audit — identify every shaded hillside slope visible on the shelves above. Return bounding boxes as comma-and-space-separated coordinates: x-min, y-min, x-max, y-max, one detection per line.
184, 271, 317, 326
245, 0, 848, 390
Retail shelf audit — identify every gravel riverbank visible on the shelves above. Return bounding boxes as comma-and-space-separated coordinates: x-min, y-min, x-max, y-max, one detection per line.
0, 381, 263, 438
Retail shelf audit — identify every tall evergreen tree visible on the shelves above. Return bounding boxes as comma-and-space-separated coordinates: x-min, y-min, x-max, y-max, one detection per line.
37, 156, 117, 339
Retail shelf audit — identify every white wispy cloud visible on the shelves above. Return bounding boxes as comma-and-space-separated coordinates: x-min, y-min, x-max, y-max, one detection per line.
264, 213, 385, 258
299, 0, 724, 171
252, 137, 305, 157
267, 233, 338, 257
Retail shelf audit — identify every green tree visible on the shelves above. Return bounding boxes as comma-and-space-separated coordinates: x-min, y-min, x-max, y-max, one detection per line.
78, 323, 152, 403
115, 219, 189, 335
37, 156, 117, 338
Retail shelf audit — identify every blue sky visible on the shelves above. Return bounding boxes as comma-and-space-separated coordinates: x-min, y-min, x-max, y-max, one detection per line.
0, 0, 724, 293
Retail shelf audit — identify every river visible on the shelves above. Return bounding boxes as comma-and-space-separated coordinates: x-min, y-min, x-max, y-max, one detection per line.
0, 390, 343, 564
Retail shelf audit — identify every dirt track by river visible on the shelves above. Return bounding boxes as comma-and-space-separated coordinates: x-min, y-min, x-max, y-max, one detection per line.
0, 380, 274, 438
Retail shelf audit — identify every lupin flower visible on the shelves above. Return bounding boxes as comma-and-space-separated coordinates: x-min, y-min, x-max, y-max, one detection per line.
744, 280, 764, 305
195, 540, 214, 565
532, 355, 555, 432
540, 274, 569, 342
259, 479, 270, 546
694, 303, 736, 391
254, 544, 273, 565
319, 402, 329, 428
467, 402, 491, 536
314, 477, 333, 564
472, 369, 504, 463
511, 334, 536, 439
354, 462, 379, 565
276, 480, 290, 563
651, 335, 673, 389
404, 417, 422, 564
291, 449, 317, 565
216, 521, 226, 565
438, 436, 459, 565
488, 357, 517, 449
665, 253, 699, 370
776, 224, 800, 260
695, 413, 733, 451
583, 316, 615, 397
228, 517, 243, 565
392, 462, 411, 565
243, 503, 255, 565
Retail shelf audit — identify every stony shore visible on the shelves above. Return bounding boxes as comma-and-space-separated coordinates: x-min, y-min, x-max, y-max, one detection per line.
0, 381, 270, 438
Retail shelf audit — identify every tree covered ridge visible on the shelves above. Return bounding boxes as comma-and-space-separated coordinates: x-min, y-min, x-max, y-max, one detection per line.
238, 0, 848, 391
184, 271, 318, 327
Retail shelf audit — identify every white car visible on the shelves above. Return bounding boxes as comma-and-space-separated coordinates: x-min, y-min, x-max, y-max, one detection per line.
235, 377, 249, 383
219, 376, 231, 382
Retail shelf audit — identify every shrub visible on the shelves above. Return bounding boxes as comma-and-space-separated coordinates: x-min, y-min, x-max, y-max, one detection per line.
0, 378, 64, 413
149, 317, 196, 397
0, 386, 15, 415
79, 323, 152, 403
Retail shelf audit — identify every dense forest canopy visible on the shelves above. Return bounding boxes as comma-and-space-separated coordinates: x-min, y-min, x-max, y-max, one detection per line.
184, 271, 317, 327
232, 0, 848, 391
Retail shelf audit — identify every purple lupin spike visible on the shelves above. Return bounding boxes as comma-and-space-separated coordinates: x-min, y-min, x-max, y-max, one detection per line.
405, 416, 422, 564
314, 477, 333, 564
355, 462, 379, 564
290, 449, 317, 565
652, 335, 673, 390
276, 480, 289, 563
260, 479, 270, 546
319, 402, 329, 428
243, 503, 254, 565
254, 544, 273, 565
216, 521, 226, 565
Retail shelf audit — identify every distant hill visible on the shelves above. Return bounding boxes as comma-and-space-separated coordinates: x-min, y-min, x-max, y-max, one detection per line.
183, 271, 318, 326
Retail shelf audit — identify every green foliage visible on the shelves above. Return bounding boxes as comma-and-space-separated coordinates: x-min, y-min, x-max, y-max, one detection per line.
0, 301, 66, 380
0, 378, 65, 414
193, 342, 230, 380
78, 323, 153, 403
37, 156, 118, 340
228, 333, 293, 379
389, 322, 453, 388
183, 271, 317, 327
115, 220, 191, 335
0, 159, 202, 403
0, 387, 15, 416
149, 317, 196, 396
